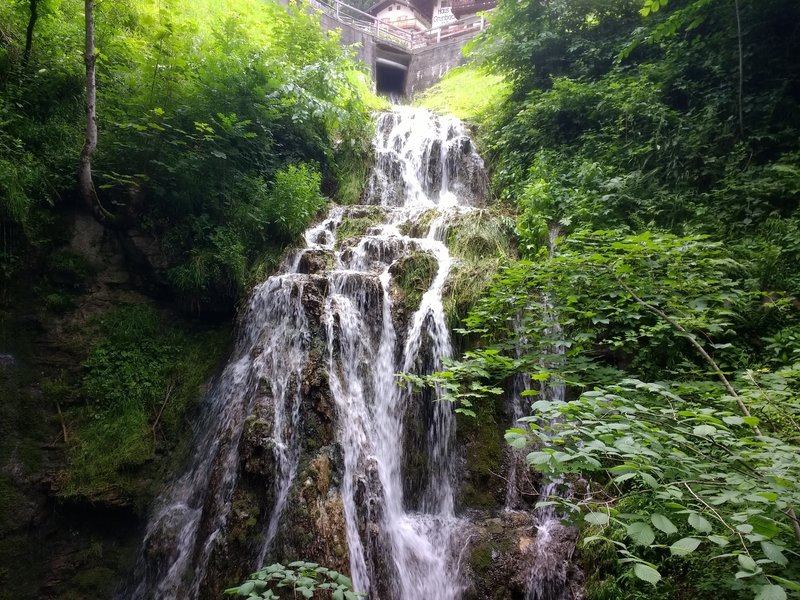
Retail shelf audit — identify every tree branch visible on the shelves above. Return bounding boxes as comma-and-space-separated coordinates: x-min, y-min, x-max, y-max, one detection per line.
613, 274, 756, 427
22, 0, 37, 67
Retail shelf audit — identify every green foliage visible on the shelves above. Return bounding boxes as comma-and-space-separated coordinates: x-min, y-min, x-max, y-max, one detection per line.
516, 374, 800, 597
0, 0, 377, 308
431, 0, 800, 596
414, 64, 510, 125
61, 304, 228, 501
225, 561, 363, 599
425, 229, 800, 597
267, 164, 327, 239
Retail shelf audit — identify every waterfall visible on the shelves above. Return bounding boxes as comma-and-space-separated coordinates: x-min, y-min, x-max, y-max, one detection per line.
504, 226, 580, 600
121, 107, 488, 600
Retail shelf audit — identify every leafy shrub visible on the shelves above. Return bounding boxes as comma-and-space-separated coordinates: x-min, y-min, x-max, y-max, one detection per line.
62, 304, 228, 500
225, 561, 362, 599
265, 164, 327, 240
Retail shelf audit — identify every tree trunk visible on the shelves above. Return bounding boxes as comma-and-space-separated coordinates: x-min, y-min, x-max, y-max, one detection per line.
733, 0, 744, 137
22, 0, 38, 67
79, 0, 97, 212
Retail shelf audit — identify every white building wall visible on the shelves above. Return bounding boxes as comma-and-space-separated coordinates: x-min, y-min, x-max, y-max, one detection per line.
375, 4, 426, 30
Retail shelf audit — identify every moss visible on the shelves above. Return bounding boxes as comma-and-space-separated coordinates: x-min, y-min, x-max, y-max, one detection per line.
446, 210, 516, 262
389, 250, 438, 314
398, 208, 438, 238
456, 396, 504, 509
443, 258, 501, 330
439, 210, 517, 331
228, 488, 262, 546
71, 566, 118, 596
470, 542, 494, 574
335, 207, 385, 247
58, 303, 231, 507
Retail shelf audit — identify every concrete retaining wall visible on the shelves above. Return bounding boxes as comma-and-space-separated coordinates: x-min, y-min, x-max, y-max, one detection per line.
405, 36, 470, 96
319, 12, 377, 76
317, 6, 473, 96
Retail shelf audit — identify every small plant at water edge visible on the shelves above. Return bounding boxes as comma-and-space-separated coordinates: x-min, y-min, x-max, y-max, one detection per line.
225, 561, 363, 599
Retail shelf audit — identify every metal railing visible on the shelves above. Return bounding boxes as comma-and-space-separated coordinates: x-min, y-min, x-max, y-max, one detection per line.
310, 0, 488, 51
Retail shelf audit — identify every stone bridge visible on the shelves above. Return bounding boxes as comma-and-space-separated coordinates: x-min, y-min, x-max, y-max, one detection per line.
311, 0, 485, 96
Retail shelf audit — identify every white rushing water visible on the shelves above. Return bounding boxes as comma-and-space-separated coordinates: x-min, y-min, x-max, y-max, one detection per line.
325, 108, 484, 599
124, 275, 312, 600
123, 107, 489, 600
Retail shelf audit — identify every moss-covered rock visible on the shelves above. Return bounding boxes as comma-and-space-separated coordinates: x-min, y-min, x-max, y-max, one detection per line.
335, 206, 386, 248
456, 394, 506, 510
462, 512, 536, 600
439, 209, 517, 332
389, 250, 438, 317
274, 447, 350, 577
398, 208, 438, 238
446, 209, 516, 262
297, 249, 335, 275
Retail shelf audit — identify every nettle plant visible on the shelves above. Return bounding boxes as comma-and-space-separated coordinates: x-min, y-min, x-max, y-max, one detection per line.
429, 229, 800, 598
225, 561, 363, 599
507, 373, 800, 599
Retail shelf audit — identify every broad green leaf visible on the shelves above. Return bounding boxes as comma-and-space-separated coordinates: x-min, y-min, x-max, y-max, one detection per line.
505, 431, 528, 449
527, 451, 551, 466
766, 576, 800, 593
688, 513, 712, 533
640, 472, 659, 488
670, 537, 701, 556
651, 514, 677, 535
633, 563, 661, 585
737, 554, 758, 572
707, 535, 730, 546
760, 542, 788, 566
755, 585, 787, 600
626, 522, 656, 546
585, 512, 610, 526
693, 424, 716, 436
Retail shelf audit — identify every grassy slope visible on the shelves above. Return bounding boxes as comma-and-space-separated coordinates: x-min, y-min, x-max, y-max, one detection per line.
414, 65, 510, 123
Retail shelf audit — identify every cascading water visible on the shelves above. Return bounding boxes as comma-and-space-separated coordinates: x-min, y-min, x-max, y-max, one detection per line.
121, 107, 488, 600
123, 275, 312, 600
505, 227, 581, 600
323, 108, 483, 599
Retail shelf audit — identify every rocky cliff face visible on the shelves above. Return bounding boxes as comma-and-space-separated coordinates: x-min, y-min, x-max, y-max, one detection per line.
0, 209, 230, 600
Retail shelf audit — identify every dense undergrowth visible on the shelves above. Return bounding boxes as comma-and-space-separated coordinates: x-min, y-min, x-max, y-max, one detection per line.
0, 0, 378, 311
58, 303, 230, 505
420, 0, 800, 598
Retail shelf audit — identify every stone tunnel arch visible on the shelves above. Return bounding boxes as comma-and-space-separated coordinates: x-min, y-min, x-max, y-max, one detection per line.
375, 45, 411, 95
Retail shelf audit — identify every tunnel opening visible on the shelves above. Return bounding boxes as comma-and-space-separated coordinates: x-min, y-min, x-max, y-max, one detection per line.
376, 62, 408, 96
